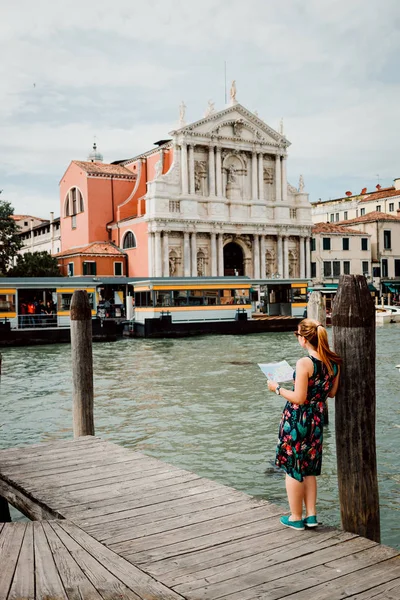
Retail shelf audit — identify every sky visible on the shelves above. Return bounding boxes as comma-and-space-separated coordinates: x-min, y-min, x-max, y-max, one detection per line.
1, 0, 399, 218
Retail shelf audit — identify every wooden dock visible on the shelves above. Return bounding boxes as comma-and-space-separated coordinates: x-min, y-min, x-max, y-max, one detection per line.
1, 436, 399, 599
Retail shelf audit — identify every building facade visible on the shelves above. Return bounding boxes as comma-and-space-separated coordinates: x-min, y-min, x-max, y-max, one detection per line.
18, 213, 61, 256
59, 99, 313, 279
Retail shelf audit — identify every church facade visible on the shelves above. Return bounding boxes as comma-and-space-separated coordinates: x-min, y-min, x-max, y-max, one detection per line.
59, 97, 313, 279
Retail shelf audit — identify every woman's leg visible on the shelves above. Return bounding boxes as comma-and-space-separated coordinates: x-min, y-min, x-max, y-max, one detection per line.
285, 474, 304, 520
303, 475, 317, 516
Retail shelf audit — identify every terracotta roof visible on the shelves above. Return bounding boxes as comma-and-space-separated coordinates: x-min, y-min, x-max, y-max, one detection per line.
12, 214, 47, 221
338, 211, 400, 225
55, 241, 126, 258
359, 187, 400, 202
312, 222, 366, 235
72, 161, 136, 178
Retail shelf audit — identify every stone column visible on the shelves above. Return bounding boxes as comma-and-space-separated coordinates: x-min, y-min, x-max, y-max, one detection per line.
163, 231, 169, 277
299, 235, 306, 279
252, 150, 258, 199
154, 231, 162, 277
275, 154, 282, 202
148, 232, 154, 277
183, 232, 191, 277
258, 153, 264, 200
253, 234, 260, 278
191, 232, 197, 277
277, 234, 283, 277
215, 146, 222, 197
211, 232, 217, 276
281, 156, 288, 203
283, 235, 289, 279
217, 233, 224, 276
260, 235, 266, 279
208, 145, 216, 196
181, 142, 188, 195
305, 236, 311, 279
188, 144, 195, 195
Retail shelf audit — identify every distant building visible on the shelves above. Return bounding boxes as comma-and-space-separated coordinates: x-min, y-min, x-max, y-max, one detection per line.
12, 214, 48, 232
311, 179, 400, 224
18, 213, 61, 256
58, 98, 313, 279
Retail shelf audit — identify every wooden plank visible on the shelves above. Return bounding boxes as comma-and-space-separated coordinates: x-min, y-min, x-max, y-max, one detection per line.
121, 505, 283, 563
217, 547, 400, 600
0, 476, 63, 520
162, 529, 358, 588
93, 499, 260, 545
144, 528, 353, 580
0, 436, 98, 459
7, 523, 35, 600
173, 535, 378, 598
343, 577, 400, 599
52, 521, 184, 600
78, 486, 247, 528
0, 523, 26, 600
34, 521, 69, 600
42, 521, 104, 600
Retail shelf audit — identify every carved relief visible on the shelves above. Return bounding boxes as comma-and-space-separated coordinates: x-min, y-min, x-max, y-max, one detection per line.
265, 250, 276, 277
169, 249, 181, 276
263, 167, 274, 184
194, 160, 207, 194
197, 249, 207, 276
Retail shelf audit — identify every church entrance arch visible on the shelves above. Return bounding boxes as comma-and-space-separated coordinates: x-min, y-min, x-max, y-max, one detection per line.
223, 242, 244, 276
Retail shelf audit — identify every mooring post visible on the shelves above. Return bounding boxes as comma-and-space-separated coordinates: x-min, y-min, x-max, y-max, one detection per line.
70, 290, 95, 438
332, 274, 380, 542
307, 291, 326, 327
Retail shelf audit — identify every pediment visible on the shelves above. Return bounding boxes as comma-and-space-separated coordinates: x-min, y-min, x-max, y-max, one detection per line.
170, 103, 290, 148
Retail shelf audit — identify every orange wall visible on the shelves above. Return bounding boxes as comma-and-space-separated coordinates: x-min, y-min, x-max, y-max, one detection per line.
58, 255, 127, 277
117, 221, 149, 277
60, 163, 89, 250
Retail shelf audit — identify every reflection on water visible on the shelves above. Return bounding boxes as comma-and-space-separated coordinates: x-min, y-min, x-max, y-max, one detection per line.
1, 326, 399, 548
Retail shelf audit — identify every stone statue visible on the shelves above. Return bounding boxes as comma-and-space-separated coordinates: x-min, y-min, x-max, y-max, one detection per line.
169, 256, 177, 276
205, 99, 215, 117
230, 80, 237, 105
279, 118, 284, 136
154, 156, 163, 178
197, 255, 205, 276
179, 101, 186, 127
227, 164, 237, 184
299, 174, 305, 192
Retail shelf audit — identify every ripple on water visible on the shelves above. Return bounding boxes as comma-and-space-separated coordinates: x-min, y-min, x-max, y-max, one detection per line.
0, 328, 399, 548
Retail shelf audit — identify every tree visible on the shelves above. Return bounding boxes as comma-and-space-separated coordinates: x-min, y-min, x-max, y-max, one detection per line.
8, 251, 62, 277
0, 199, 22, 275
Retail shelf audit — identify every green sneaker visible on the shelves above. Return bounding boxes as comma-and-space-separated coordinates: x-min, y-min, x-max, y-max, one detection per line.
280, 515, 305, 530
304, 515, 318, 528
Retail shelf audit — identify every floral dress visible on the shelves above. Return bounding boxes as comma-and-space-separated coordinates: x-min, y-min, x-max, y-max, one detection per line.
275, 356, 339, 482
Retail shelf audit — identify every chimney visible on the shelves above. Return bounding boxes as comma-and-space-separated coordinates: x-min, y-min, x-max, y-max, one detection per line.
345, 191, 352, 197
376, 184, 381, 190
50, 211, 54, 222
361, 187, 367, 194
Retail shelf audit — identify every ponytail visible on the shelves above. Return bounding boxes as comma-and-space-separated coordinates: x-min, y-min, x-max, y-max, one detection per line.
298, 318, 342, 376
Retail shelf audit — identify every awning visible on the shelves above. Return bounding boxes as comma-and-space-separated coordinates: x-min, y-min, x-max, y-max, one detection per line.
384, 283, 400, 293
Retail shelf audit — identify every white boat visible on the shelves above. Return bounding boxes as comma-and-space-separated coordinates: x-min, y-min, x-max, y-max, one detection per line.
383, 305, 400, 323
376, 308, 397, 324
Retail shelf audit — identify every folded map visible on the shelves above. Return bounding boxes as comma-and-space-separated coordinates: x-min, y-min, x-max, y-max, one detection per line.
258, 360, 294, 382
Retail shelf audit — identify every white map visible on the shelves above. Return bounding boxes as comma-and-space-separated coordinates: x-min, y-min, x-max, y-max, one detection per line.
258, 360, 294, 383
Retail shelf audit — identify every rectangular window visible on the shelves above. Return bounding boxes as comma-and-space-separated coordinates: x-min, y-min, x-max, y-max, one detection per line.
389, 203, 394, 212
373, 266, 381, 278
71, 215, 77, 229
376, 205, 381, 212
322, 238, 331, 250
114, 262, 123, 276
362, 261, 369, 275
383, 230, 391, 250
382, 259, 388, 278
333, 261, 340, 277
335, 213, 339, 222
344, 211, 348, 220
323, 262, 332, 277
361, 238, 368, 251
155, 291, 172, 307
292, 287, 308, 303
342, 238, 349, 251
330, 214, 334, 223
395, 260, 400, 277
343, 261, 350, 275
310, 238, 316, 252
83, 261, 96, 276
311, 262, 316, 278
360, 208, 365, 216
58, 292, 93, 311
67, 262, 74, 276
0, 293, 16, 313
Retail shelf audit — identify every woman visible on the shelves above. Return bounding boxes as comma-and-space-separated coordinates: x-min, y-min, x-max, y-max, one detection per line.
267, 319, 341, 530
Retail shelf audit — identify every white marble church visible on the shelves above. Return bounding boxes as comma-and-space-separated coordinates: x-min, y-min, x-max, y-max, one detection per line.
145, 88, 312, 280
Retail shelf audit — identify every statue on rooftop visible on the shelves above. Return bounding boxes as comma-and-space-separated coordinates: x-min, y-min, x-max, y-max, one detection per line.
179, 101, 186, 127
205, 99, 215, 117
230, 80, 237, 105
299, 174, 305, 192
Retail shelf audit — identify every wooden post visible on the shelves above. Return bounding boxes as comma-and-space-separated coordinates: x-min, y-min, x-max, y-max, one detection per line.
332, 274, 380, 542
0, 496, 11, 522
0, 352, 2, 376
307, 291, 326, 327
70, 291, 95, 438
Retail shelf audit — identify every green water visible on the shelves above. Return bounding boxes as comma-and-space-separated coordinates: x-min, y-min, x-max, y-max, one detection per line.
1, 326, 399, 548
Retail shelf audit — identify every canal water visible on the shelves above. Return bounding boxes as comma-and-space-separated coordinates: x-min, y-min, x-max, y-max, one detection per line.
1, 325, 399, 548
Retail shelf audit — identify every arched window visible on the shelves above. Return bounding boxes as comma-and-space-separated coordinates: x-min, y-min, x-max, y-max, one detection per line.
64, 187, 84, 217
123, 231, 136, 249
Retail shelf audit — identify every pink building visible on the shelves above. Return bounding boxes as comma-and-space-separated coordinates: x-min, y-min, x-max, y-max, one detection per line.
59, 100, 312, 279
